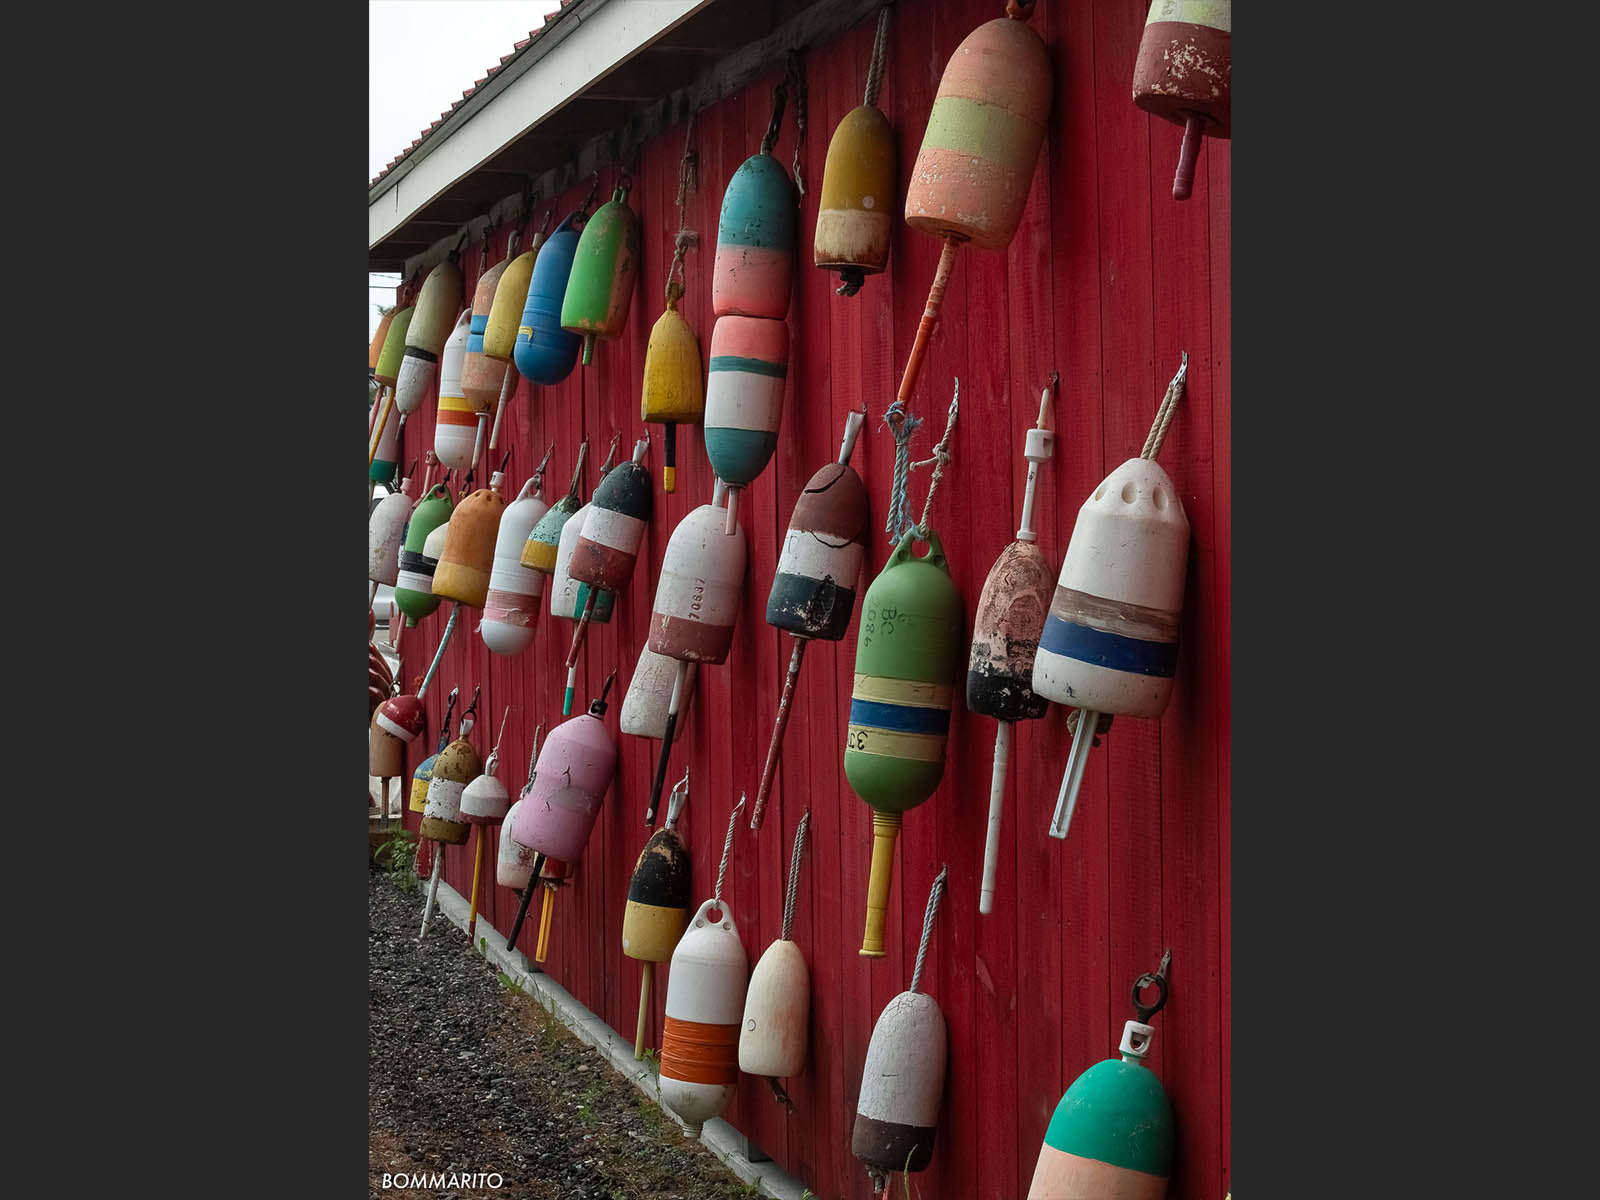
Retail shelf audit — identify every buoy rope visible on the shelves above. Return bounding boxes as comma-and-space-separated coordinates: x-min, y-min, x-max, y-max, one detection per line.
863, 5, 893, 108
780, 809, 811, 942
713, 794, 747, 906
881, 402, 924, 544
759, 77, 788, 157
911, 380, 959, 539
579, 171, 601, 219
666, 112, 699, 306
524, 724, 543, 791
1139, 352, 1188, 461
908, 863, 949, 995
788, 52, 808, 196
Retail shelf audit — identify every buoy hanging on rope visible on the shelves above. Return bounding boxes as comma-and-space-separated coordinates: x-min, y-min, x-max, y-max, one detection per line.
420, 690, 480, 939
481, 445, 554, 657
896, 1, 1050, 408
533, 854, 570, 964
643, 481, 747, 825
461, 230, 516, 412
642, 117, 703, 495
369, 304, 415, 472
369, 464, 416, 587
460, 705, 513, 938
659, 797, 750, 1139
702, 314, 788, 536
750, 408, 869, 831
814, 5, 897, 296
1133, 1, 1230, 201
369, 406, 403, 490
395, 256, 464, 415
521, 438, 588, 573
514, 210, 583, 385
623, 771, 692, 1059
509, 672, 618, 865
969, 375, 1057, 915
1028, 953, 1175, 1199
393, 484, 454, 627
564, 435, 653, 714
369, 307, 397, 378
433, 464, 508, 609
483, 218, 542, 363
560, 176, 640, 366
853, 865, 950, 1194
1033, 357, 1190, 844
498, 724, 545, 894
620, 644, 697, 745
712, 125, 797, 320
739, 810, 811, 1095
433, 311, 481, 473
548, 435, 622, 711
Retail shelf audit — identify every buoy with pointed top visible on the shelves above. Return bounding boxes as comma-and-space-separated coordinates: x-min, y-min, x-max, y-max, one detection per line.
432, 468, 507, 609
514, 212, 584, 385
481, 450, 553, 657
640, 293, 703, 494
460, 707, 512, 938
1133, 0, 1231, 202
561, 181, 640, 365
509, 673, 618, 865
847, 528, 964, 957
521, 439, 588, 574
969, 376, 1056, 915
393, 484, 454, 626
623, 772, 692, 1058
1033, 358, 1190, 844
395, 258, 464, 414
750, 410, 869, 831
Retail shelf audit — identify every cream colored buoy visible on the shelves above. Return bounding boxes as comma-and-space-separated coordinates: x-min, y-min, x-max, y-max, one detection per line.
395, 257, 464, 414
738, 811, 811, 1089
497, 725, 544, 891
481, 447, 553, 657
368, 467, 414, 586
619, 644, 697, 745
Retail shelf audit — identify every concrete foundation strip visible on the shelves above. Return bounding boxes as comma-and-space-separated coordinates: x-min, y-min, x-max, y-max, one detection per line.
427, 875, 809, 1200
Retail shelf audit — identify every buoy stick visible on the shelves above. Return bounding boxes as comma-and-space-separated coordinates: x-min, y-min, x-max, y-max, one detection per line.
467, 826, 485, 940
751, 638, 806, 831
979, 721, 1010, 915
535, 885, 555, 963
368, 388, 397, 470
415, 604, 461, 701
419, 847, 444, 940
563, 589, 599, 716
470, 411, 489, 475
1049, 710, 1100, 840
662, 425, 677, 494
506, 852, 546, 951
487, 369, 516, 450
895, 236, 959, 410
634, 964, 652, 1059
369, 579, 379, 610
379, 776, 390, 830
861, 809, 901, 957
723, 484, 740, 536
645, 660, 690, 825
1173, 114, 1205, 202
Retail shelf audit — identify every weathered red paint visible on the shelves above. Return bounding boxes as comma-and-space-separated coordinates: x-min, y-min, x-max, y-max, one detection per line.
392, 3, 1228, 1196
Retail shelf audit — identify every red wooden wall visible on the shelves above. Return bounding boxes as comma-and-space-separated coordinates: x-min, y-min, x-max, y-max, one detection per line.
389, 2, 1228, 1196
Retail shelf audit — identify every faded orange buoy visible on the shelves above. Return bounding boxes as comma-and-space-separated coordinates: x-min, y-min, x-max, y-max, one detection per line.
432, 469, 507, 609
461, 248, 516, 412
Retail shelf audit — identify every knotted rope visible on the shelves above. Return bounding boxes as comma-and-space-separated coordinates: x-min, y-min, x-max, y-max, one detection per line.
523, 724, 544, 791
666, 112, 699, 306
908, 864, 948, 995
780, 810, 811, 942
882, 378, 960, 543
713, 794, 747, 907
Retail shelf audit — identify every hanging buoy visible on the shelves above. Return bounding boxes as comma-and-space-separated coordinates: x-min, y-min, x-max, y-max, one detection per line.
433, 311, 479, 472
816, 7, 897, 295
549, 498, 616, 624
422, 735, 479, 847
369, 467, 415, 587
659, 797, 750, 1139
369, 405, 403, 488
521, 438, 588, 573
395, 258, 464, 414
750, 409, 869, 830
702, 314, 788, 533
432, 468, 507, 609
369, 307, 398, 378
514, 211, 584, 385
497, 797, 540, 890
534, 854, 571, 964
375, 692, 424, 746
895, 2, 1051, 410
561, 179, 640, 366
623, 772, 692, 1058
1028, 956, 1175, 1199
712, 152, 796, 320
393, 484, 454, 627
460, 707, 512, 937
504, 724, 548, 952
483, 231, 540, 362
643, 483, 747, 824
368, 704, 405, 780
640, 289, 702, 497
969, 375, 1056, 915
564, 435, 652, 713
853, 866, 950, 1193
1133, 0, 1231, 201
372, 305, 415, 388
847, 528, 963, 957
461, 284, 514, 417
481, 448, 553, 657
1033, 357, 1189, 843
408, 691, 456, 815
509, 673, 618, 864
620, 644, 697, 744
739, 811, 811, 1087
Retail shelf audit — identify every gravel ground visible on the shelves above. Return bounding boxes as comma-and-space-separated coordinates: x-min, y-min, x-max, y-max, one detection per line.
369, 863, 763, 1200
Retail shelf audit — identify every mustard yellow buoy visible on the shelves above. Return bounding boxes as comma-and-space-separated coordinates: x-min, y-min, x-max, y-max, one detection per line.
815, 104, 897, 296
639, 294, 703, 494
432, 470, 508, 609
483, 244, 539, 362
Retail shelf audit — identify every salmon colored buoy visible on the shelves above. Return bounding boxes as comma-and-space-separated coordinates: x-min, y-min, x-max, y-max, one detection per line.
432, 467, 507, 609
461, 237, 516, 412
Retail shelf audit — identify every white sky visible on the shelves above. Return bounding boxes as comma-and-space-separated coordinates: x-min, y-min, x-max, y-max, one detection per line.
369, 0, 563, 338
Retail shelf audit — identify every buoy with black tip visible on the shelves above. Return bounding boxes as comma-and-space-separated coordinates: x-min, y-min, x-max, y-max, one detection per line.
969, 375, 1057, 915
561, 177, 640, 366
659, 797, 749, 1139
1033, 357, 1190, 844
514, 210, 583, 385
643, 480, 747, 825
393, 484, 454, 626
481, 444, 554, 657
419, 688, 481, 940
895, 0, 1051, 412
853, 865, 950, 1195
1133, 0, 1231, 201
548, 435, 622, 712
640, 282, 702, 494
623, 770, 692, 1058
533, 855, 570, 965
459, 706, 513, 939
814, 5, 897, 296
739, 810, 811, 1105
521, 438, 588, 575
1028, 952, 1175, 1199
563, 434, 653, 714
509, 672, 619, 866
750, 408, 869, 831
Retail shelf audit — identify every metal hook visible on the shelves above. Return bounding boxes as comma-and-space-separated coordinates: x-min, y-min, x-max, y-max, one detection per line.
1131, 948, 1172, 1022
597, 668, 618, 706
497, 449, 511, 477
460, 685, 481, 731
